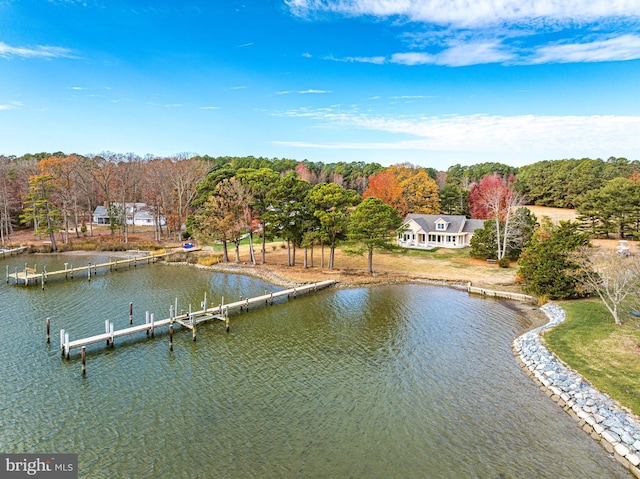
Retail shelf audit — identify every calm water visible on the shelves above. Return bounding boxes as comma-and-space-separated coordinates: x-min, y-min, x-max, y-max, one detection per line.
0, 253, 628, 478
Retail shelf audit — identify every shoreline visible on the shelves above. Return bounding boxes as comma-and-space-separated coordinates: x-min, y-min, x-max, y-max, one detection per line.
514, 304, 640, 476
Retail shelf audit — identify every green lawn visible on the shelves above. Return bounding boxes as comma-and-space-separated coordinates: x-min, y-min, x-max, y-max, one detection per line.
543, 299, 640, 416
389, 245, 471, 260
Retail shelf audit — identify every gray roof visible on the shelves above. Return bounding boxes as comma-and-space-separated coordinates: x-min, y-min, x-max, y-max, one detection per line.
93, 205, 107, 216
462, 218, 485, 232
404, 214, 484, 234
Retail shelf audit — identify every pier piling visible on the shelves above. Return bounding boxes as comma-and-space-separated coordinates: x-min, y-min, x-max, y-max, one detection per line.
56, 279, 337, 359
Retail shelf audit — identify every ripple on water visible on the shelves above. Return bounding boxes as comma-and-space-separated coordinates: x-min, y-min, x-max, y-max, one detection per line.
0, 261, 631, 478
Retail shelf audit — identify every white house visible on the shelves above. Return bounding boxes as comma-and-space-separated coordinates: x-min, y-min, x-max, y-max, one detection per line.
92, 203, 166, 227
398, 214, 485, 249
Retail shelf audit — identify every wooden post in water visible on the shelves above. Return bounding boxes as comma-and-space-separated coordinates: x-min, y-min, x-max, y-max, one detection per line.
225, 308, 229, 332
60, 329, 65, 354
109, 322, 114, 347
70, 264, 73, 279
270, 292, 274, 305
145, 311, 150, 336
87, 263, 91, 282
129, 302, 133, 324
150, 313, 155, 337
169, 324, 174, 351
81, 347, 86, 376
64, 332, 70, 358
105, 320, 110, 345
191, 313, 196, 341
239, 296, 243, 312
41, 271, 45, 290
6, 264, 9, 284
46, 317, 50, 343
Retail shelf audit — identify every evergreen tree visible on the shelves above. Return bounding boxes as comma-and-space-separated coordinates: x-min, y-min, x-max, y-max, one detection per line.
347, 197, 403, 274
517, 220, 591, 299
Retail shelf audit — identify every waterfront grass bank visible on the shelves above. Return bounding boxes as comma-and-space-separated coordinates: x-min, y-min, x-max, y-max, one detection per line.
543, 300, 640, 417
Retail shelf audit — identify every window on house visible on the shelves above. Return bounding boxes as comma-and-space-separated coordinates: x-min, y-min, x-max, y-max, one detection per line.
436, 222, 446, 230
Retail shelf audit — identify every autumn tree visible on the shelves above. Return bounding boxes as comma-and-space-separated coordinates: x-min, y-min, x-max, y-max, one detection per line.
470, 207, 537, 261
86, 154, 118, 234
169, 157, 209, 242
191, 178, 249, 263
347, 197, 403, 274
363, 170, 407, 216
468, 174, 524, 260
38, 155, 84, 243
388, 164, 441, 214
0, 156, 22, 244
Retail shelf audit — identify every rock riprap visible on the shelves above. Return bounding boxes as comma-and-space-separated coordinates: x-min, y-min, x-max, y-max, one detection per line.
513, 302, 640, 477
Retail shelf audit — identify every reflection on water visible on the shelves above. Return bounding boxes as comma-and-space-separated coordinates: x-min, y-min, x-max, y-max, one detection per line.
0, 254, 627, 478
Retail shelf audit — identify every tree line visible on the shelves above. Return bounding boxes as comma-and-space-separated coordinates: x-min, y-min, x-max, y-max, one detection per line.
4, 151, 640, 321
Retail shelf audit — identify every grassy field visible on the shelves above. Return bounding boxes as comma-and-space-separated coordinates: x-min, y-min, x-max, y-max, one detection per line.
543, 299, 640, 417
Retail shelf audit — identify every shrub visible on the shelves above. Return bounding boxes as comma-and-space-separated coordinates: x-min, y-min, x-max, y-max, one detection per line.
497, 257, 510, 268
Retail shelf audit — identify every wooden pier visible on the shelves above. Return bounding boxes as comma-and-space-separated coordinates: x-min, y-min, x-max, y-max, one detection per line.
6, 248, 200, 287
467, 283, 534, 302
59, 279, 337, 359
1, 246, 28, 258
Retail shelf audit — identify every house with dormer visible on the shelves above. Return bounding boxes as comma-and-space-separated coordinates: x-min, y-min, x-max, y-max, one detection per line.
398, 214, 485, 249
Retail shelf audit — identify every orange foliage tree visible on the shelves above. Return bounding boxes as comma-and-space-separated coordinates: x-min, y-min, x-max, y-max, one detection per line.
362, 170, 407, 216
388, 165, 440, 214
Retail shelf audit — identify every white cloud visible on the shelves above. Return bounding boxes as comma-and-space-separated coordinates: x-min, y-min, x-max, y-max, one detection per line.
0, 101, 22, 111
273, 107, 640, 157
163, 103, 183, 108
530, 34, 640, 63
200, 106, 220, 110
286, 0, 640, 28
288, 1, 640, 66
276, 89, 332, 94
0, 41, 77, 59
324, 54, 386, 64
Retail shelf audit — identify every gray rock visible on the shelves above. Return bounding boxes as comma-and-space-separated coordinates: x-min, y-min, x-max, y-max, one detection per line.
622, 431, 636, 445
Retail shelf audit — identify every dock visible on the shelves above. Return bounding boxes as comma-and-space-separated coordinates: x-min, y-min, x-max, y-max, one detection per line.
6, 248, 200, 287
59, 279, 337, 359
467, 283, 534, 302
1, 246, 28, 258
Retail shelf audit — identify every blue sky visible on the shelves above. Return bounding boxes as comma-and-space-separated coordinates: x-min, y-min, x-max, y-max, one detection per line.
1, 0, 639, 169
